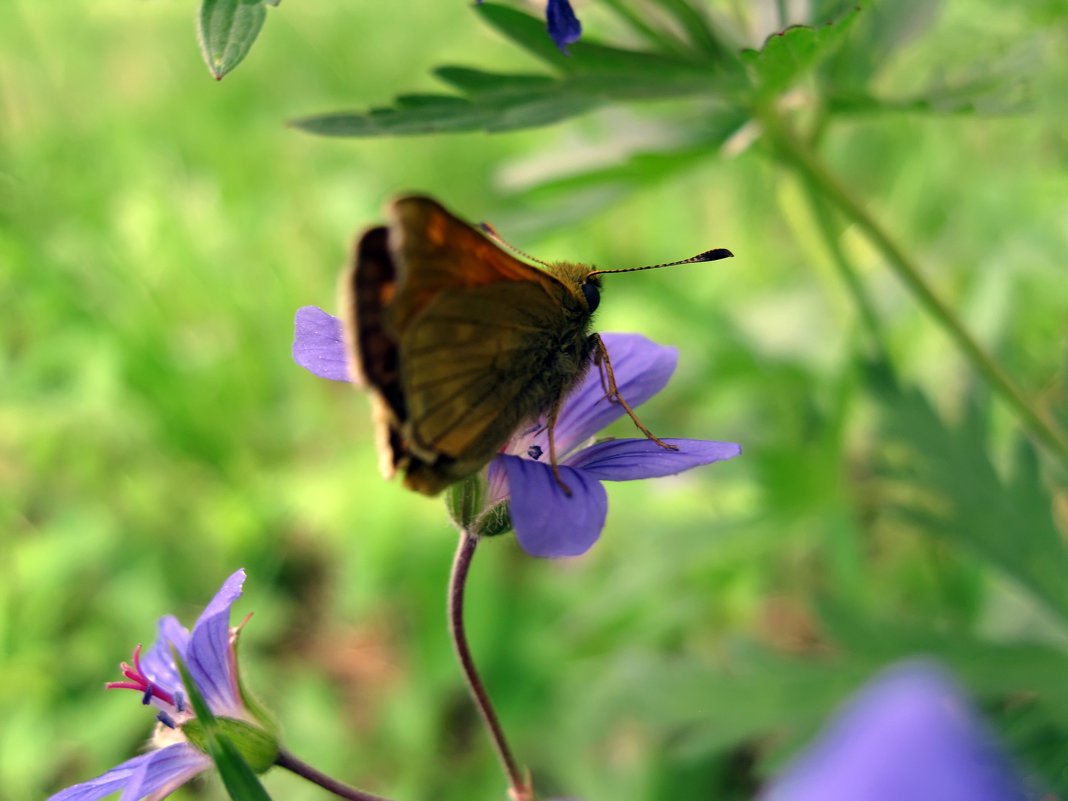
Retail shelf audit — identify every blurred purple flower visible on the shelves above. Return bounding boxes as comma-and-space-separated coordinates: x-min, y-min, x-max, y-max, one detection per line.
764, 661, 1033, 801
475, 0, 582, 54
545, 0, 582, 53
48, 570, 272, 801
293, 306, 741, 558
292, 306, 351, 383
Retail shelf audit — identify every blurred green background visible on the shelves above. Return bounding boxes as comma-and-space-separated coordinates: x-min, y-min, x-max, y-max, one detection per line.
3, 1, 1068, 800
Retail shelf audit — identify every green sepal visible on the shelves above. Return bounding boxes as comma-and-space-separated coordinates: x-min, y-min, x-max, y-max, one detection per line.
172, 647, 276, 801
474, 501, 512, 539
444, 472, 513, 538
183, 717, 280, 774
234, 637, 279, 737
445, 473, 486, 531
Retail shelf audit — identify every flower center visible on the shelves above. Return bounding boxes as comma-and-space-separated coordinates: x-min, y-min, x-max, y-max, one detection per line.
106, 644, 182, 711
502, 420, 548, 460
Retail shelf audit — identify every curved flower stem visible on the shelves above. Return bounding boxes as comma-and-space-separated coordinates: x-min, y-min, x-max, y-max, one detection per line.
761, 108, 1068, 468
275, 749, 398, 801
803, 180, 890, 360
448, 530, 533, 801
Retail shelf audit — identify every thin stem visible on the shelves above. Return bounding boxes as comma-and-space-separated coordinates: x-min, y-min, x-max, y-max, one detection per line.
775, 0, 789, 28
761, 108, 1068, 467
600, 0, 686, 56
448, 530, 532, 801
659, 0, 722, 57
275, 749, 397, 801
804, 180, 890, 360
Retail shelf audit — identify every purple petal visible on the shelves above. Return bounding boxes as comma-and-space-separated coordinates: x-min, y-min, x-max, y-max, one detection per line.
500, 454, 607, 558
47, 744, 209, 801
187, 569, 246, 717
292, 306, 353, 383
539, 333, 678, 458
546, 0, 582, 54
569, 438, 741, 481
139, 615, 190, 697
118, 744, 212, 801
764, 662, 1030, 801
486, 456, 509, 506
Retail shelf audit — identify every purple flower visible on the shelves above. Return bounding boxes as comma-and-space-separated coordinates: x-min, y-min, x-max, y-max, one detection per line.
475, 0, 582, 54
292, 306, 350, 383
293, 306, 741, 558
48, 570, 276, 801
764, 661, 1032, 801
545, 0, 582, 53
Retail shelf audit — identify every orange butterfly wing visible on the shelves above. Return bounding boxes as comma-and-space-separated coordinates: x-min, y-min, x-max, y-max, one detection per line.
342, 196, 594, 495
386, 196, 566, 327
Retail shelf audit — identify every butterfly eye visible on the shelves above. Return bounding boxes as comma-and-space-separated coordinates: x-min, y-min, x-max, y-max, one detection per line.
582, 282, 600, 312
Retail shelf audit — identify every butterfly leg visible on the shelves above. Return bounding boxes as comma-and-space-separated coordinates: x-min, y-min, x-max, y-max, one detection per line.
547, 396, 573, 497
593, 334, 678, 451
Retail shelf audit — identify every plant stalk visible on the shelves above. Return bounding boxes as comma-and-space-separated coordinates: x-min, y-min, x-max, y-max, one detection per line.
275, 749, 397, 801
803, 180, 889, 359
448, 530, 532, 801
762, 109, 1068, 467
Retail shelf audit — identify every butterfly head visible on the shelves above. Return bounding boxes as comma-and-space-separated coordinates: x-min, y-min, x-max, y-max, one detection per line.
547, 260, 603, 313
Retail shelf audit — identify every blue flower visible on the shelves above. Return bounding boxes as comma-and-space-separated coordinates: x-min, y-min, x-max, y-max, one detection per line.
545, 0, 582, 53
475, 0, 582, 54
764, 661, 1033, 801
48, 570, 274, 801
291, 305, 350, 383
293, 306, 741, 558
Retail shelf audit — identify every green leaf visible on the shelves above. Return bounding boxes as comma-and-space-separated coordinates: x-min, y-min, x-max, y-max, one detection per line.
290, 81, 583, 137
294, 2, 749, 138
507, 110, 749, 223
197, 0, 267, 81
813, 3, 1032, 116
434, 67, 558, 96
818, 601, 1068, 795
657, 0, 727, 59
827, 72, 1032, 117
294, 57, 737, 138
818, 602, 1068, 705
173, 649, 275, 801
869, 365, 1068, 622
580, 645, 869, 763
816, 0, 943, 90
588, 619, 1068, 792
742, 8, 860, 96
475, 3, 743, 88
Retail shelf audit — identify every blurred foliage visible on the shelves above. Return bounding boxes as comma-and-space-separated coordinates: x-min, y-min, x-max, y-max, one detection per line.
2, 1, 1067, 800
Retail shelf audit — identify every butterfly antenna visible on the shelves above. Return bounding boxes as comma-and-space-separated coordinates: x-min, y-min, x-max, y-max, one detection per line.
478, 221, 555, 269
587, 247, 734, 279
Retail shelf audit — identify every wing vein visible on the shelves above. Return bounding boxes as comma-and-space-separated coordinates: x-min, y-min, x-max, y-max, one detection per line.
406, 364, 490, 392
426, 379, 521, 450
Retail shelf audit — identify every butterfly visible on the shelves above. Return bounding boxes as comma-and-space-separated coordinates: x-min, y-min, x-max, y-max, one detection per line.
339, 195, 732, 496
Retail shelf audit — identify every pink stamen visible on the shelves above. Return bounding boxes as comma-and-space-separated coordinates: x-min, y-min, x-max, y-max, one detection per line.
105, 644, 176, 708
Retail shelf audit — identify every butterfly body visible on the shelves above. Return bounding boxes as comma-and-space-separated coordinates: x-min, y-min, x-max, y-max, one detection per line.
343, 196, 600, 496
